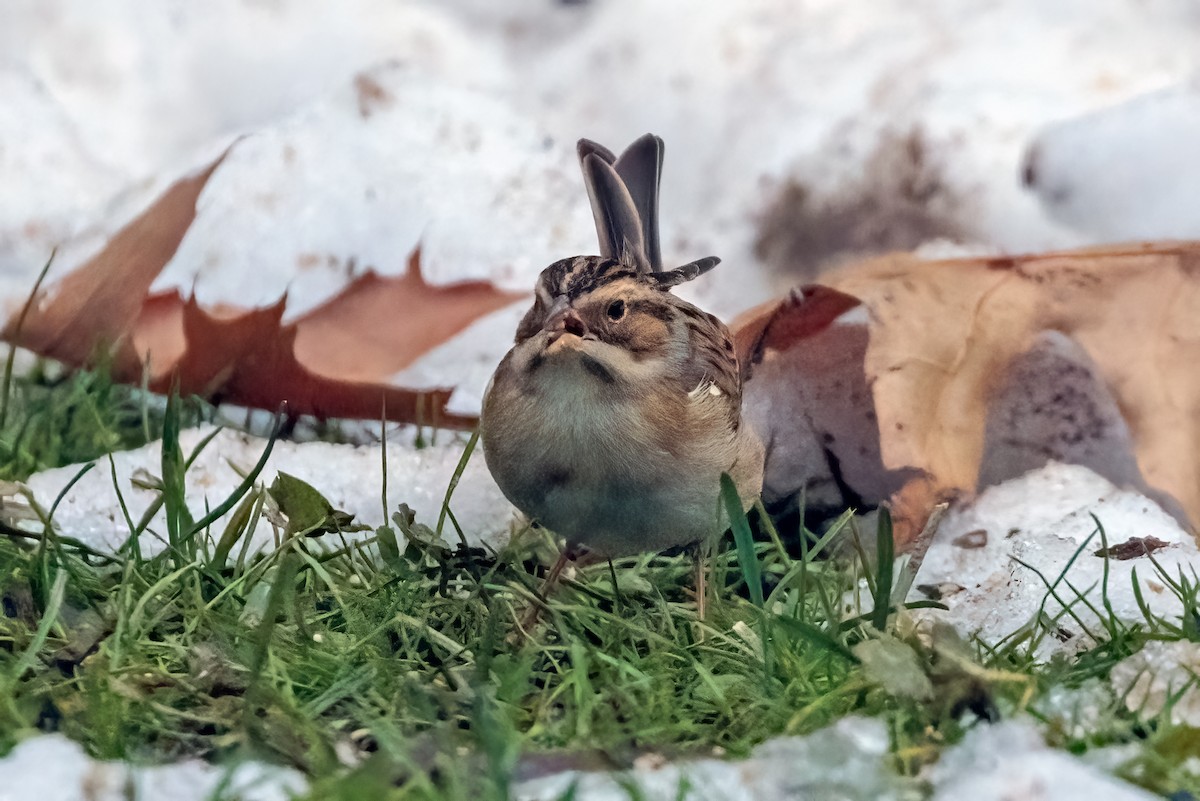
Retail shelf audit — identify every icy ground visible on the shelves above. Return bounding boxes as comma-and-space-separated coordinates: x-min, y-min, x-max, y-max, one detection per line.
0, 717, 1169, 801
3, 0, 1200, 797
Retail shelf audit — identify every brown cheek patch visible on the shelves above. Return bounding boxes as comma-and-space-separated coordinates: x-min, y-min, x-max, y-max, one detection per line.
610, 307, 671, 357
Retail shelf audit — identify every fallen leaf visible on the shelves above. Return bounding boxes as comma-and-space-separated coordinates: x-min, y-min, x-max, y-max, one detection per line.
734, 284, 861, 378
290, 252, 524, 385
3, 158, 524, 428
5, 158, 225, 358
268, 471, 367, 536
1093, 536, 1171, 561
740, 242, 1200, 546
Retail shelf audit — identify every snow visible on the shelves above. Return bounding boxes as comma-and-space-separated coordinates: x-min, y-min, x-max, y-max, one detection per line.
910, 463, 1199, 658
20, 425, 515, 554
0, 69, 122, 299
1024, 85, 1200, 239
0, 734, 305, 801
928, 720, 1159, 801
1032, 680, 1115, 742
3, 0, 507, 179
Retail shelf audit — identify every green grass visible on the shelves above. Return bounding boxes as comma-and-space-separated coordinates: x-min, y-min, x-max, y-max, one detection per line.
0, 359, 212, 483
0, 364, 1198, 800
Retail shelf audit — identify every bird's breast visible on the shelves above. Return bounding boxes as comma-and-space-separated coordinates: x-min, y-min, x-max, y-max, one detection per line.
482, 372, 736, 556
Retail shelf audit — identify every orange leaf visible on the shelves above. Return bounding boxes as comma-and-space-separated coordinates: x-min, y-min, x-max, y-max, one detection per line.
290, 251, 524, 383
3, 154, 525, 428
4, 157, 224, 358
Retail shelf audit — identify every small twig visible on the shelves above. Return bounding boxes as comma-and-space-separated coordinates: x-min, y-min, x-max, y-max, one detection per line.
0, 519, 117, 564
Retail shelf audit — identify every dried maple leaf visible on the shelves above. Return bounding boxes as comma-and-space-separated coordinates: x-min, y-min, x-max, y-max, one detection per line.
5, 159, 225, 359
739, 242, 1200, 546
3, 156, 525, 427
290, 253, 524, 385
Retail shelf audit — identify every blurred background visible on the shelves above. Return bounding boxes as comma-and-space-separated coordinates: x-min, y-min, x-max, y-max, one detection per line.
3, 0, 1198, 403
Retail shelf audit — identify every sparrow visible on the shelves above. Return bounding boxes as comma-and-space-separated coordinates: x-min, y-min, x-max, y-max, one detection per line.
480, 133, 763, 573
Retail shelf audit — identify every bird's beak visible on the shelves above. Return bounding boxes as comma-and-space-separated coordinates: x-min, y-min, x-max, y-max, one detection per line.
543, 298, 588, 341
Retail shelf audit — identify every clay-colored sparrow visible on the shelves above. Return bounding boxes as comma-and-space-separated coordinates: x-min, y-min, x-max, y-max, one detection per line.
481, 134, 763, 572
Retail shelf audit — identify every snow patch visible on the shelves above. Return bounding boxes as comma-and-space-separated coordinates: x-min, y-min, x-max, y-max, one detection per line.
911, 463, 1198, 658
928, 719, 1158, 801
0, 734, 305, 801
1111, 640, 1200, 726
21, 425, 515, 554
1024, 85, 1200, 239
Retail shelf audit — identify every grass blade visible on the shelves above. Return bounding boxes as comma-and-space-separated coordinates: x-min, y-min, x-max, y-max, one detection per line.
872, 506, 895, 631
436, 429, 479, 547
721, 474, 762, 609
0, 252, 54, 431
7, 569, 66, 682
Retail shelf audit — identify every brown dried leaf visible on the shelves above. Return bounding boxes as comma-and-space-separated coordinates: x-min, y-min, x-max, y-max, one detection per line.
1093, 536, 1171, 561
734, 284, 862, 376
3, 158, 525, 427
741, 242, 1200, 546
5, 157, 225, 356
291, 252, 524, 384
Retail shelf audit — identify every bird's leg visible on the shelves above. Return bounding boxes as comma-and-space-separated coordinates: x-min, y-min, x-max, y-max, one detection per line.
517, 550, 569, 633
543, 548, 572, 589
517, 545, 593, 634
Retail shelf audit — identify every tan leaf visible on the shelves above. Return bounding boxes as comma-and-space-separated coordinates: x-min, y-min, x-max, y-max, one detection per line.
740, 242, 1200, 546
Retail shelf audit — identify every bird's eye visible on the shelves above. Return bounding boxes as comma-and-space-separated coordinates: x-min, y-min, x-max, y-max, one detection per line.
607, 299, 626, 321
